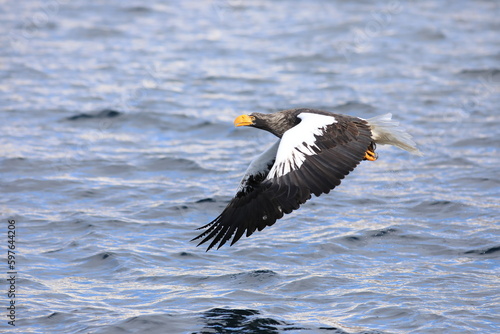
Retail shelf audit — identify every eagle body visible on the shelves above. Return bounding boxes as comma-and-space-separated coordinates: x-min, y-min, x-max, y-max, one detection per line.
193, 108, 421, 251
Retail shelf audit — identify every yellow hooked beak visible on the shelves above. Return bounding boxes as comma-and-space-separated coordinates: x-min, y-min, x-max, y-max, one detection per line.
234, 114, 255, 127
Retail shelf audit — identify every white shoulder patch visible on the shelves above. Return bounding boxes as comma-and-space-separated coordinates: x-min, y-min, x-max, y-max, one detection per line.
267, 113, 337, 179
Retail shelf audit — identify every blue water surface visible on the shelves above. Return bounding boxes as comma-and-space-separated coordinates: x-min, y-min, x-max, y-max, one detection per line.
1, 1, 499, 333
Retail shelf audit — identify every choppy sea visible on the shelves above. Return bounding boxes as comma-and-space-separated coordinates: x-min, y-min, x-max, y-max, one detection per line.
1, 1, 499, 333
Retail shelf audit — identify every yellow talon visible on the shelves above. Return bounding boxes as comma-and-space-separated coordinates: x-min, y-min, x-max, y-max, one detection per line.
364, 146, 377, 161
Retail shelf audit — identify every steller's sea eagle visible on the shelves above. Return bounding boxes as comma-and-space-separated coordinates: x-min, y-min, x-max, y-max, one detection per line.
192, 108, 422, 251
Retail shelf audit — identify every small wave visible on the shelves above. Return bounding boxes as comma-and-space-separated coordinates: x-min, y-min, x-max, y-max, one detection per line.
458, 68, 500, 77
426, 157, 477, 167
140, 157, 204, 172
199, 308, 388, 334
200, 308, 289, 334
416, 28, 446, 40
408, 200, 468, 218
66, 109, 122, 121
73, 251, 122, 274
93, 309, 356, 334
370, 228, 398, 238
69, 27, 124, 38
229, 269, 279, 281
453, 176, 500, 190
465, 245, 500, 256
451, 136, 500, 148
122, 6, 153, 13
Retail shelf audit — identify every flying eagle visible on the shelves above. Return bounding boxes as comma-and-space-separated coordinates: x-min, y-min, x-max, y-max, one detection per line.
192, 108, 421, 251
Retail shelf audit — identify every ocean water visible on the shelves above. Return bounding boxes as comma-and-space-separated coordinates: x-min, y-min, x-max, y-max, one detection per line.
1, 1, 499, 333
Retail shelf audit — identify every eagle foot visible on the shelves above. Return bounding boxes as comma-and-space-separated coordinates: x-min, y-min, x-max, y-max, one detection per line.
364, 147, 377, 161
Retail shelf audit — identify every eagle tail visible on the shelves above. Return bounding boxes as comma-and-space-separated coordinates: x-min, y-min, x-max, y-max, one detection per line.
367, 113, 423, 156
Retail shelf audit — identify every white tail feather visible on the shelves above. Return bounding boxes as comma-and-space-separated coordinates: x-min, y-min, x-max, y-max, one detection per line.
367, 113, 423, 156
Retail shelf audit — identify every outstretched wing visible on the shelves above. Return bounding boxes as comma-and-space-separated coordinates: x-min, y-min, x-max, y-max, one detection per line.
192, 140, 279, 250
192, 112, 373, 251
